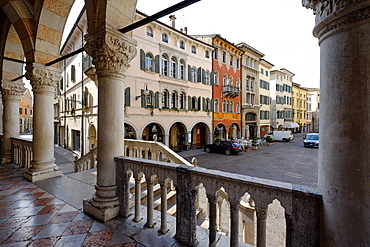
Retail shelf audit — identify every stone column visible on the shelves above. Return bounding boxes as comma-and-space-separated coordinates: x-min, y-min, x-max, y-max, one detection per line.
23, 64, 61, 181
82, 27, 137, 222
255, 206, 267, 247
229, 200, 240, 247
1, 80, 25, 164
207, 194, 217, 247
303, 0, 370, 245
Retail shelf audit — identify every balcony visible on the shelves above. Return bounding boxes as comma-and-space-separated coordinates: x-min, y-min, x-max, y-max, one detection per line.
222, 85, 240, 98
9, 136, 321, 246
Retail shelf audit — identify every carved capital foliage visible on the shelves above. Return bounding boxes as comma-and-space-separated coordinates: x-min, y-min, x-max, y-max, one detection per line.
1, 81, 25, 100
84, 28, 137, 74
303, 0, 370, 39
255, 206, 268, 220
25, 64, 61, 92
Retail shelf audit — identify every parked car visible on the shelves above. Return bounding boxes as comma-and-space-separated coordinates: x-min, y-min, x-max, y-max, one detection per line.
264, 131, 293, 142
204, 141, 243, 155
303, 133, 319, 148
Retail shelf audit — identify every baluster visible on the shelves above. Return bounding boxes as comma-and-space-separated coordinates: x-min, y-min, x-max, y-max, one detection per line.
159, 181, 169, 234
230, 200, 240, 247
207, 194, 217, 247
145, 177, 154, 228
133, 174, 143, 222
256, 206, 268, 247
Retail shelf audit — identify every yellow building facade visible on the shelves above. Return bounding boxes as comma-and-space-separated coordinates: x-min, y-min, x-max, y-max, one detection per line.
292, 83, 307, 132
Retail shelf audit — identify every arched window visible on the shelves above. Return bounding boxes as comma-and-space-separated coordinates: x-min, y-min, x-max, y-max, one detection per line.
223, 75, 228, 86
179, 40, 185, 49
180, 92, 186, 109
171, 57, 177, 78
191, 67, 196, 82
223, 100, 227, 112
205, 50, 210, 58
147, 91, 154, 106
171, 91, 178, 108
162, 33, 168, 43
230, 101, 234, 113
192, 97, 197, 109
161, 54, 168, 76
162, 90, 169, 108
236, 102, 240, 113
205, 98, 210, 111
191, 45, 197, 54
236, 79, 240, 89
205, 71, 210, 85
214, 71, 219, 85
146, 26, 153, 37
214, 99, 219, 112
145, 53, 154, 72
229, 76, 233, 86
179, 60, 185, 80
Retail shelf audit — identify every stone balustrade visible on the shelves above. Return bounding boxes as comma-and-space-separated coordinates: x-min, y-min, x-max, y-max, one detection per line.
116, 156, 322, 247
75, 137, 193, 172
11, 137, 33, 169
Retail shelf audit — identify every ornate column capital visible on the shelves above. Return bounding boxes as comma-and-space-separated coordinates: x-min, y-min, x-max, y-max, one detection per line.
303, 0, 370, 41
25, 63, 61, 93
84, 27, 137, 75
1, 80, 26, 101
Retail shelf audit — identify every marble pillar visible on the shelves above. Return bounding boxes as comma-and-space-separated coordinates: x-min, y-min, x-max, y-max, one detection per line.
82, 27, 137, 222
1, 80, 25, 164
23, 64, 62, 181
303, 0, 370, 245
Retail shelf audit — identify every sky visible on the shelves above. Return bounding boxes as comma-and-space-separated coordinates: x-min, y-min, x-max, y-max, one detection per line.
63, 0, 320, 88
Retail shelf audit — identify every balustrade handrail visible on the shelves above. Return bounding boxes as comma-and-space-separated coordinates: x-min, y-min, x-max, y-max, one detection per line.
117, 156, 322, 247
11, 137, 33, 169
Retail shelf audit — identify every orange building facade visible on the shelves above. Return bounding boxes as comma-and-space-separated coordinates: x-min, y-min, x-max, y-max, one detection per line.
193, 35, 243, 140
19, 88, 33, 133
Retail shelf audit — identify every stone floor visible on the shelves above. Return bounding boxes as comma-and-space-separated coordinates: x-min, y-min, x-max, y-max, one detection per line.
0, 164, 138, 247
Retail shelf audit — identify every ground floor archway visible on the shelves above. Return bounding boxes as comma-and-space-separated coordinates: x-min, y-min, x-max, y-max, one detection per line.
169, 122, 187, 151
228, 123, 240, 140
142, 122, 164, 143
214, 123, 226, 141
124, 123, 137, 139
191, 122, 210, 149
88, 124, 97, 150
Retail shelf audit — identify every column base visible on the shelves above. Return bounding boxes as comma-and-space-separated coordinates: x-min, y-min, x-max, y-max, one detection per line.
83, 198, 119, 222
24, 165, 62, 182
1, 153, 13, 164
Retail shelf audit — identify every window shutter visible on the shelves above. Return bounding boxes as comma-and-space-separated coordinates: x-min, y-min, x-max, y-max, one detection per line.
140, 49, 145, 70
188, 65, 191, 81
202, 69, 205, 84
125, 87, 131, 106
155, 55, 160, 73
197, 67, 202, 82
155, 92, 159, 108
60, 78, 63, 90
84, 87, 89, 107
210, 71, 214, 85
211, 99, 214, 111
188, 96, 192, 109
71, 65, 76, 82
141, 89, 146, 107
202, 97, 205, 110
198, 96, 201, 110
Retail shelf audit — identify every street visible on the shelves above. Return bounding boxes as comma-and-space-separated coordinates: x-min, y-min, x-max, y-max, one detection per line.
179, 133, 318, 189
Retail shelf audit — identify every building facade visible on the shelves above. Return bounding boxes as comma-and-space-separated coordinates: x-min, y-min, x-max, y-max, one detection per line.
292, 82, 308, 132
19, 88, 33, 133
258, 59, 274, 137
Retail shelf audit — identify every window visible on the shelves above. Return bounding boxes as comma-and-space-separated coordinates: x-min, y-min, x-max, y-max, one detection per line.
180, 93, 186, 109
265, 71, 269, 76
236, 59, 240, 69
191, 67, 196, 82
19, 108, 22, 114
205, 71, 210, 85
230, 56, 233, 66
214, 71, 219, 85
191, 45, 197, 54
145, 53, 154, 72
222, 52, 226, 63
162, 33, 168, 43
205, 50, 210, 58
171, 91, 178, 108
236, 79, 240, 89
170, 57, 177, 78
146, 26, 153, 37
161, 54, 168, 76
214, 99, 219, 112
236, 102, 240, 113
71, 65, 76, 82
223, 75, 227, 86
222, 100, 227, 112
260, 68, 264, 74
179, 40, 185, 49
246, 58, 250, 67
179, 60, 185, 80
162, 90, 169, 108
229, 101, 234, 113
147, 91, 154, 105
229, 77, 233, 86
214, 48, 218, 60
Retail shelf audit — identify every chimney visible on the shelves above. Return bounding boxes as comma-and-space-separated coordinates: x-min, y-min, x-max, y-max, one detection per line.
169, 15, 176, 28
184, 27, 188, 35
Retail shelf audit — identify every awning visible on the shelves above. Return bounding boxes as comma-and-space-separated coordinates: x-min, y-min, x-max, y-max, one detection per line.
284, 122, 300, 128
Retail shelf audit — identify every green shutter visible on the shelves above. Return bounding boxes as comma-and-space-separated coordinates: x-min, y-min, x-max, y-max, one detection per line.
125, 87, 131, 106
210, 71, 214, 85
198, 96, 201, 110
188, 96, 192, 110
155, 55, 160, 73
141, 89, 146, 107
188, 65, 192, 81
202, 97, 205, 111
140, 49, 145, 70
202, 69, 205, 84
197, 67, 202, 82
84, 87, 89, 107
155, 92, 159, 108
211, 99, 214, 111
